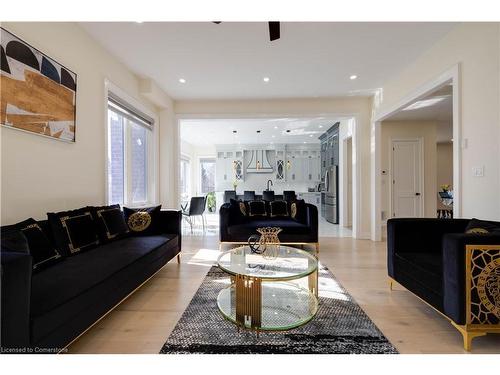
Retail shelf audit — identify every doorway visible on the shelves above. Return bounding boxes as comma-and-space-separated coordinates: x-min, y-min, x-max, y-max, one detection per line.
390, 139, 423, 218
372, 65, 460, 241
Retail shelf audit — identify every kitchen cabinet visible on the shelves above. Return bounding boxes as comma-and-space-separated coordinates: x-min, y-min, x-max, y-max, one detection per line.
216, 150, 242, 190
286, 151, 303, 182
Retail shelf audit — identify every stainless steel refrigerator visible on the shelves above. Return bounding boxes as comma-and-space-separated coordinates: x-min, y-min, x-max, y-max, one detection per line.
322, 166, 338, 224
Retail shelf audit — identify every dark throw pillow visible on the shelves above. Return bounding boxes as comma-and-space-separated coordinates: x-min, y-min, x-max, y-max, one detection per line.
465, 218, 500, 235
48, 208, 100, 256
1, 226, 29, 254
269, 200, 289, 218
229, 199, 247, 223
90, 204, 129, 242
289, 199, 307, 223
123, 205, 162, 236
247, 200, 267, 217
13, 218, 62, 271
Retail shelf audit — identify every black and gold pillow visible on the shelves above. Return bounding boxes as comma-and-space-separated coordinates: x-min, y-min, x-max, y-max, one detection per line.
123, 205, 161, 236
48, 208, 100, 256
269, 200, 289, 217
239, 201, 247, 216
90, 204, 129, 242
465, 219, 500, 235
289, 199, 307, 223
1, 218, 62, 271
229, 199, 247, 223
247, 200, 267, 217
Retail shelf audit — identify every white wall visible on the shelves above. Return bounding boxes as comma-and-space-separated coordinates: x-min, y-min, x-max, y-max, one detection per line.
175, 97, 373, 238
437, 142, 454, 209
0, 22, 172, 224
376, 23, 500, 221
180, 140, 216, 197
380, 121, 438, 219
339, 119, 353, 227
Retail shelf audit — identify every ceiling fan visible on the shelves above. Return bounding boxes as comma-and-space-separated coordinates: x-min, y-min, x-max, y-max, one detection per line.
213, 22, 281, 41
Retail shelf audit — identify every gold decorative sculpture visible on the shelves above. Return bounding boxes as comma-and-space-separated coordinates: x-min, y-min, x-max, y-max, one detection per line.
255, 227, 282, 259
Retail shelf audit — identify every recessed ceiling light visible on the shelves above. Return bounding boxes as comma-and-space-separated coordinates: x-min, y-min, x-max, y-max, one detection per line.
272, 135, 275, 138
350, 75, 358, 80
136, 21, 143, 24
274, 126, 278, 129
319, 125, 323, 128
263, 77, 270, 83
179, 78, 186, 83
309, 134, 313, 137
303, 141, 307, 144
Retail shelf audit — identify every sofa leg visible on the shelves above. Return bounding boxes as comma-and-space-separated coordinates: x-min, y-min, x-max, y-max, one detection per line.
388, 278, 393, 291
176, 253, 181, 264
459, 329, 486, 351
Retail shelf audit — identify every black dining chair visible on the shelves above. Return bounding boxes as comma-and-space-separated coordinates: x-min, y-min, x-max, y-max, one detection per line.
262, 190, 275, 201
283, 190, 296, 201
244, 191, 256, 201
182, 196, 207, 234
224, 190, 237, 203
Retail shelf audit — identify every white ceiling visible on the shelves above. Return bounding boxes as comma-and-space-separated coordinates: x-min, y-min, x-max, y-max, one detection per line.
180, 117, 341, 146
80, 22, 457, 100
385, 85, 453, 142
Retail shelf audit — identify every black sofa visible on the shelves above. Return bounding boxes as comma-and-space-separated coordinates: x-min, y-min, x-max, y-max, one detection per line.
387, 218, 500, 350
1, 208, 181, 353
219, 201, 319, 253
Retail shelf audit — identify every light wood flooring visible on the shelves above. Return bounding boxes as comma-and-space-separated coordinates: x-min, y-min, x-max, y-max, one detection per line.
67, 234, 500, 354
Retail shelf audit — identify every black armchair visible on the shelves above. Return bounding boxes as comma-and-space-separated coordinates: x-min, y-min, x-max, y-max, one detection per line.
387, 218, 500, 350
182, 196, 207, 234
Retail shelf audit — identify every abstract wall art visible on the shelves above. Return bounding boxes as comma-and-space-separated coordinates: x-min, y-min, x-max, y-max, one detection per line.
1, 27, 77, 142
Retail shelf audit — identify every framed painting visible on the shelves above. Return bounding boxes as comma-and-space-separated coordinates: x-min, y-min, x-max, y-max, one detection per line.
1, 27, 77, 142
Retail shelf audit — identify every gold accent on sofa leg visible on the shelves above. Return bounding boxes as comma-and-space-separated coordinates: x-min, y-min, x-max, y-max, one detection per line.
458, 328, 486, 351
388, 278, 393, 291
176, 253, 181, 264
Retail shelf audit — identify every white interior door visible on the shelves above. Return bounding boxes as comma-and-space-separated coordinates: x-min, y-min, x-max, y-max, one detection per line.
391, 139, 423, 218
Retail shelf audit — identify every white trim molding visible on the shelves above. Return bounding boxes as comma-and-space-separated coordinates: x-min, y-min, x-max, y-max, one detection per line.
371, 64, 461, 241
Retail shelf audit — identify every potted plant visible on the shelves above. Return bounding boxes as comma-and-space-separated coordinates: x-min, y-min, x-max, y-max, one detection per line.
206, 191, 216, 213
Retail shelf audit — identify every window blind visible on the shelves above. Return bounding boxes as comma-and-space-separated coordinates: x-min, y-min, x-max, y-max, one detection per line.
108, 92, 154, 130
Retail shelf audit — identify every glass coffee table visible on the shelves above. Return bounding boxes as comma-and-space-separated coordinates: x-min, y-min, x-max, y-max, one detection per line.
216, 245, 319, 333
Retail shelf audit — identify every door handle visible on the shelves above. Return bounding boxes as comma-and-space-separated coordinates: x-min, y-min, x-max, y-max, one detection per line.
415, 192, 421, 196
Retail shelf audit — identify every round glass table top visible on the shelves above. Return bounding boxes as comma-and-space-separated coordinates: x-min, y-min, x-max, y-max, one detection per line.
216, 245, 318, 281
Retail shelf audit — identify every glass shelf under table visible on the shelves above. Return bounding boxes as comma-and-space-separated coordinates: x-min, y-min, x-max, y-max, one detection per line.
217, 281, 318, 331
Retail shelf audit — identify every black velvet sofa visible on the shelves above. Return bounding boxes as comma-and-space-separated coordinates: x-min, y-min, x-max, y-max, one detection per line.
387, 218, 500, 350
1, 208, 181, 353
219, 201, 319, 253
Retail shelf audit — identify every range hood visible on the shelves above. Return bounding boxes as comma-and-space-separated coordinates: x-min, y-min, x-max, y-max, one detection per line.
246, 150, 273, 173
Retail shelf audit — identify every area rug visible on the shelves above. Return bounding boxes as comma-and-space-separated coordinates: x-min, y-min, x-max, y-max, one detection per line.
160, 265, 398, 354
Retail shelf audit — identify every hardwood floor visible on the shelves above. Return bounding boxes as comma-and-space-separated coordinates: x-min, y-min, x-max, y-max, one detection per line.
67, 234, 500, 354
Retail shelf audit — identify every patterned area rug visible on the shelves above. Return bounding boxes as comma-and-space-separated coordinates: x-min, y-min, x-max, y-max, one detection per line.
160, 265, 398, 354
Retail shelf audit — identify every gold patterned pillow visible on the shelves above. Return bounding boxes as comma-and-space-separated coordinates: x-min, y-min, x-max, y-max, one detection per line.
239, 201, 247, 216
123, 205, 162, 236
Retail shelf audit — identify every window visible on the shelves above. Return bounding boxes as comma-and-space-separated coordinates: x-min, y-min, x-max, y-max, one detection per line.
199, 158, 215, 194
180, 156, 190, 203
107, 93, 154, 206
